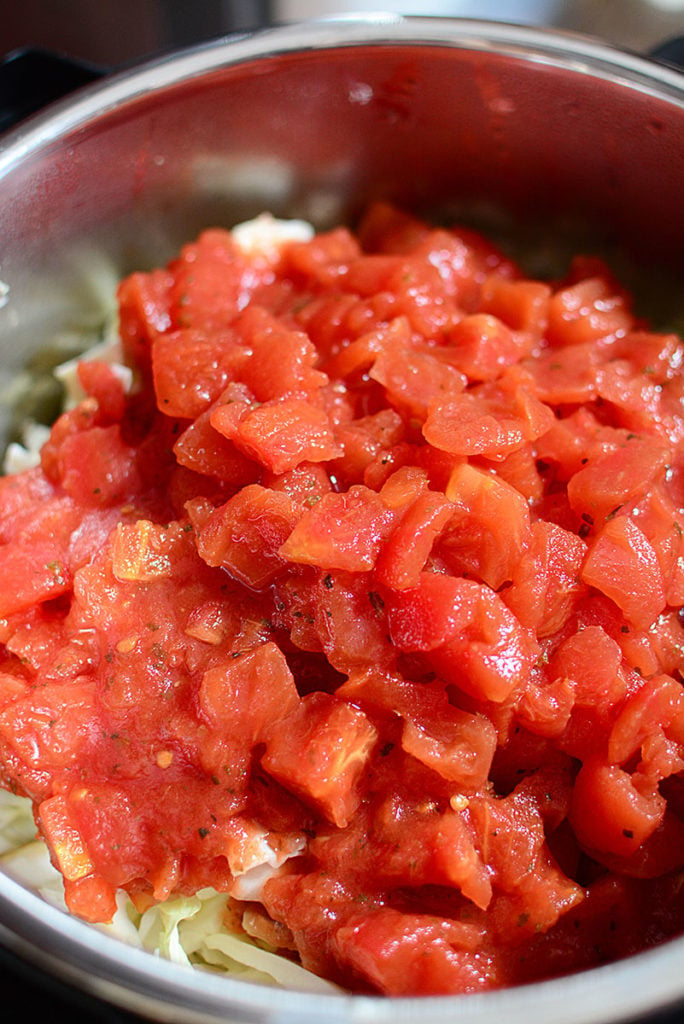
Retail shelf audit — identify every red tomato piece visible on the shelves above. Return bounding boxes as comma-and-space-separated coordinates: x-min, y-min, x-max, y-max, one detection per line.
110, 519, 190, 582
387, 572, 536, 702
339, 668, 497, 791
199, 642, 300, 745
195, 484, 300, 588
264, 462, 333, 510
423, 379, 554, 460
261, 692, 377, 827
547, 276, 634, 347
569, 760, 666, 858
375, 489, 453, 590
370, 345, 467, 421
444, 313, 526, 381
439, 462, 531, 590
322, 315, 411, 380
169, 229, 252, 331
279, 486, 395, 571
522, 343, 599, 404
581, 516, 666, 630
549, 625, 625, 710
57, 425, 141, 506
479, 276, 551, 338
76, 360, 127, 422
173, 408, 260, 485
503, 520, 587, 636
117, 268, 173, 368
567, 435, 671, 527
283, 226, 361, 288
608, 674, 684, 767
356, 201, 433, 254
468, 786, 583, 936
332, 409, 405, 485
0, 680, 97, 798
211, 396, 342, 474
152, 328, 247, 418
234, 305, 329, 400
334, 909, 497, 996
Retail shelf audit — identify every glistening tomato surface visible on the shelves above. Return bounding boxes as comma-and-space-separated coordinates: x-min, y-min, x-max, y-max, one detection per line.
0, 204, 683, 995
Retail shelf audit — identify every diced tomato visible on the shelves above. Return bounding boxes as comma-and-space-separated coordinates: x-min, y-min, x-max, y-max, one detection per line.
264, 462, 333, 510
57, 425, 141, 506
423, 378, 554, 460
608, 674, 684, 767
356, 201, 433, 254
549, 626, 625, 710
152, 328, 248, 418
0, 680, 98, 798
409, 226, 517, 312
323, 315, 411, 380
195, 484, 299, 588
370, 345, 467, 421
581, 516, 666, 630
334, 908, 498, 996
173, 408, 259, 485
569, 759, 666, 858
117, 268, 173, 368
444, 313, 526, 381
261, 692, 377, 827
386, 572, 536, 702
76, 360, 127, 423
468, 786, 583, 936
332, 409, 405, 484
110, 519, 189, 582
439, 462, 531, 590
339, 668, 496, 791
234, 305, 329, 400
567, 435, 671, 527
479, 276, 551, 338
199, 642, 300, 745
169, 228, 251, 331
375, 489, 453, 590
547, 276, 634, 347
211, 396, 342, 474
283, 227, 361, 288
522, 343, 599, 404
503, 520, 587, 636
279, 486, 395, 571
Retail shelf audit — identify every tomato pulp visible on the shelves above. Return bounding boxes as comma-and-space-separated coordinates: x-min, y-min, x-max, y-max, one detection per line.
0, 204, 683, 995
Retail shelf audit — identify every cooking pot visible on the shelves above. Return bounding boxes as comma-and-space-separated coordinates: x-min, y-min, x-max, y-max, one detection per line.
0, 14, 682, 1024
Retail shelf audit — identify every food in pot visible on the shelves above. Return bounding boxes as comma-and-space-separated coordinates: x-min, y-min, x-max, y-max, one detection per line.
0, 203, 682, 995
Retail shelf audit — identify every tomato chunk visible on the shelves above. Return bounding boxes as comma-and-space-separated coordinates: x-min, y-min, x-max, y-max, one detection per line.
581, 516, 666, 630
262, 692, 377, 827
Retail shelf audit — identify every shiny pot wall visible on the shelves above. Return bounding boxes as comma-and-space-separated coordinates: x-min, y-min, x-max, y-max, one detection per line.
0, 14, 683, 1024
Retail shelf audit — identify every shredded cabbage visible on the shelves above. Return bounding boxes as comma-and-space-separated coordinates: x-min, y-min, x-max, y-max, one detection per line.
0, 791, 337, 991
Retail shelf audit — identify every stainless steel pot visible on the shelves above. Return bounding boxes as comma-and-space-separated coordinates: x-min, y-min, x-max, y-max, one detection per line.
0, 14, 682, 1024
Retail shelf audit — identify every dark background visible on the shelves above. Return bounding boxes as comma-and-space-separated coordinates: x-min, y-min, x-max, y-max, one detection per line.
0, 0, 683, 66
1, 1, 683, 1021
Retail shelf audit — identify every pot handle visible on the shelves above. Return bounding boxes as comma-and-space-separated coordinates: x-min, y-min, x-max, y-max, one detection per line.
650, 35, 684, 70
0, 47, 106, 134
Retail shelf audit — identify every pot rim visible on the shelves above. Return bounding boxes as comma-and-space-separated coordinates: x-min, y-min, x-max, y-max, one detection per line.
0, 13, 682, 1024
3, 862, 684, 1024
0, 12, 682, 179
